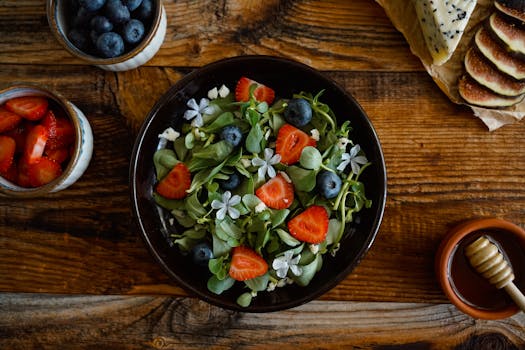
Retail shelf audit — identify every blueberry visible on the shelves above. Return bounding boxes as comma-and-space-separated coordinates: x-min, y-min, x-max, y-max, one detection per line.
133, 0, 153, 21
73, 6, 96, 27
284, 98, 313, 127
219, 172, 241, 191
78, 0, 106, 11
96, 32, 125, 57
121, 19, 145, 44
123, 0, 143, 11
191, 242, 213, 267
68, 28, 89, 51
317, 170, 342, 199
104, 0, 130, 24
90, 15, 113, 33
220, 125, 243, 147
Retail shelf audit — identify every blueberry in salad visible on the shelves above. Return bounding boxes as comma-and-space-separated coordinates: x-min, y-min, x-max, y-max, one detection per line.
153, 77, 371, 307
191, 242, 214, 267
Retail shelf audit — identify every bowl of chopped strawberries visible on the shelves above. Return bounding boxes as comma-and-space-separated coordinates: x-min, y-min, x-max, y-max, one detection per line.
130, 56, 387, 312
0, 84, 93, 197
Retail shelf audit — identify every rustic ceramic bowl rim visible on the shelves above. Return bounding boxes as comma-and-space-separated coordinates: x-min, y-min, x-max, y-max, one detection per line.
0, 83, 85, 197
436, 217, 525, 319
46, 0, 163, 64
129, 55, 387, 312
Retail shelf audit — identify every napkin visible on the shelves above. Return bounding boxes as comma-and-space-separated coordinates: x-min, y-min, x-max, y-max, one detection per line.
375, 0, 525, 130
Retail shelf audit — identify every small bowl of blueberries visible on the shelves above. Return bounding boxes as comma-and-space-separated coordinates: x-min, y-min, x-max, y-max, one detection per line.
47, 0, 167, 71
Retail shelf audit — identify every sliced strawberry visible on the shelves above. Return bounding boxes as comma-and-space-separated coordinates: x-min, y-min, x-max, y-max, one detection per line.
235, 77, 275, 105
275, 124, 317, 165
228, 246, 268, 281
17, 158, 31, 187
0, 136, 16, 173
5, 96, 48, 121
255, 173, 294, 209
41, 109, 58, 139
45, 147, 70, 164
287, 205, 329, 244
46, 116, 75, 150
0, 106, 22, 133
4, 122, 31, 154
27, 157, 62, 187
1, 161, 17, 183
156, 162, 191, 199
24, 124, 48, 164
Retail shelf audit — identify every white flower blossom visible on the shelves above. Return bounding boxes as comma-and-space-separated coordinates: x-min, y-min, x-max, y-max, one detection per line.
158, 127, 180, 141
251, 148, 281, 180
211, 191, 241, 220
272, 251, 303, 278
184, 98, 215, 127
310, 129, 320, 141
337, 144, 368, 174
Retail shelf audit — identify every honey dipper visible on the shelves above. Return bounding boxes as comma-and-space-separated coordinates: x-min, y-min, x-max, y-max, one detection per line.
465, 235, 525, 312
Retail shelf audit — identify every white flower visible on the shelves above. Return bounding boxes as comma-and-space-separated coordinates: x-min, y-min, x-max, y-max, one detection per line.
272, 251, 302, 278
337, 144, 368, 174
310, 129, 320, 141
211, 191, 241, 220
158, 127, 180, 141
184, 98, 215, 127
251, 148, 281, 180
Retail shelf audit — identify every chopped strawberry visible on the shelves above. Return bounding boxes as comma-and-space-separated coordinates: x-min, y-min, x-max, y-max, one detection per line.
0, 106, 22, 133
41, 110, 58, 139
27, 157, 62, 187
275, 124, 317, 165
255, 173, 294, 209
17, 158, 31, 187
1, 161, 17, 183
287, 205, 329, 244
4, 122, 31, 154
5, 96, 48, 121
45, 147, 70, 164
46, 116, 75, 150
156, 162, 191, 199
24, 124, 48, 164
228, 246, 268, 281
0, 136, 16, 173
235, 77, 275, 105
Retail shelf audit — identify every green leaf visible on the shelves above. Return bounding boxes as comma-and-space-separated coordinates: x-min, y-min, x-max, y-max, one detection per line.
170, 209, 196, 228
286, 166, 317, 192
207, 275, 235, 295
173, 137, 189, 162
293, 254, 321, 287
200, 112, 235, 133
184, 192, 207, 220
242, 194, 262, 210
270, 209, 290, 228
212, 234, 231, 257
185, 132, 195, 149
244, 273, 269, 292
236, 292, 253, 307
153, 149, 179, 180
256, 102, 268, 113
246, 124, 263, 153
299, 146, 322, 170
192, 140, 233, 161
153, 192, 185, 211
326, 218, 342, 245
275, 228, 301, 247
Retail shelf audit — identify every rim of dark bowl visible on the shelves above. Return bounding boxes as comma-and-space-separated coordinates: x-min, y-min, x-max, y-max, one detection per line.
130, 55, 387, 312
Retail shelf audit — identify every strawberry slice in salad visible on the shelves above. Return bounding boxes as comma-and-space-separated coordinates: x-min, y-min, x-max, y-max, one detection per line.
287, 205, 329, 244
156, 162, 191, 199
255, 173, 294, 209
275, 123, 317, 165
235, 77, 275, 105
5, 96, 48, 121
229, 246, 269, 281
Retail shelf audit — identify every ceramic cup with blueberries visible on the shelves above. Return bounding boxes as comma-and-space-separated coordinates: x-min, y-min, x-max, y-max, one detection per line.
47, 0, 167, 71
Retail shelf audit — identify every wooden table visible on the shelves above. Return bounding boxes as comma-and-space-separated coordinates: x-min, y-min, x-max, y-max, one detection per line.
1, 1, 524, 348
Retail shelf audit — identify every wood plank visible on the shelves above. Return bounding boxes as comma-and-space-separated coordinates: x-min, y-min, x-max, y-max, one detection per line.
1, 294, 524, 349
0, 0, 422, 71
1, 64, 524, 305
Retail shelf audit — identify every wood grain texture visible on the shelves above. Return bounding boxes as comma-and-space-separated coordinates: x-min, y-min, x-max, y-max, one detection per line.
1, 294, 524, 349
0, 0, 422, 71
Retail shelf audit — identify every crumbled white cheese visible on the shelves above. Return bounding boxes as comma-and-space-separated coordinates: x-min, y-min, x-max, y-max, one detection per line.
266, 281, 277, 292
240, 158, 252, 168
264, 129, 271, 140
309, 244, 320, 254
310, 129, 320, 141
158, 127, 180, 142
337, 137, 350, 150
208, 87, 218, 100
414, 0, 477, 65
218, 84, 230, 98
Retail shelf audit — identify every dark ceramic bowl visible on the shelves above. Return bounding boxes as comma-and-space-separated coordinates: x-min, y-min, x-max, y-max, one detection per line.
130, 55, 387, 312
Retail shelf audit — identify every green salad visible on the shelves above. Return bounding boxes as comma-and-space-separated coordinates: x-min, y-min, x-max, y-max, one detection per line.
152, 77, 371, 307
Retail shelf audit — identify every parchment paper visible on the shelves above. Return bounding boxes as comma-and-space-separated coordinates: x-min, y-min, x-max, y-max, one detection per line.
376, 0, 525, 130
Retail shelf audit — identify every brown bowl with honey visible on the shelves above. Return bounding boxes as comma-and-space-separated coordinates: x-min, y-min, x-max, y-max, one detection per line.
436, 218, 525, 319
